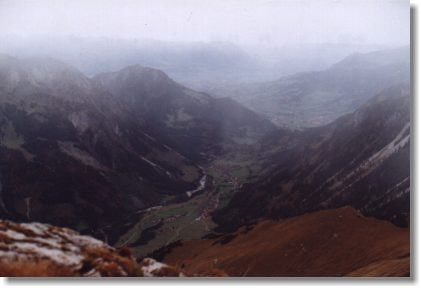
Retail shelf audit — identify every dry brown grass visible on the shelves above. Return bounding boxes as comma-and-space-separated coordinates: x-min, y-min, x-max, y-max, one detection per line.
346, 258, 410, 277
163, 207, 410, 277
0, 260, 75, 277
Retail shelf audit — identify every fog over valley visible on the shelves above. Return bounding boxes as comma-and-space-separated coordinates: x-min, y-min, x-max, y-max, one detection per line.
0, 0, 409, 46
0, 0, 411, 277
0, 0, 409, 92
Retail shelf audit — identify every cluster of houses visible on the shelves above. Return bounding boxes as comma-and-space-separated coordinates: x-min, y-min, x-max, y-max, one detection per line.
196, 164, 244, 221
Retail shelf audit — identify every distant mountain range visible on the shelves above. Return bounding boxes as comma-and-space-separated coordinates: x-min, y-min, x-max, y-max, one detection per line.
205, 46, 410, 128
0, 36, 388, 85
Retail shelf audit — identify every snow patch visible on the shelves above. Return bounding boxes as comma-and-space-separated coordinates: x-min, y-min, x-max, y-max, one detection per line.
0, 229, 27, 240
325, 122, 410, 204
141, 156, 174, 178
141, 258, 179, 277
59, 141, 106, 171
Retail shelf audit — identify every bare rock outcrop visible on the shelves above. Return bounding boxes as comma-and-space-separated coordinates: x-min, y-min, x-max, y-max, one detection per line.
0, 220, 190, 277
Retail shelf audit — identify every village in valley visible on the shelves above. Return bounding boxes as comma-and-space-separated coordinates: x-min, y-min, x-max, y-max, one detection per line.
113, 154, 254, 258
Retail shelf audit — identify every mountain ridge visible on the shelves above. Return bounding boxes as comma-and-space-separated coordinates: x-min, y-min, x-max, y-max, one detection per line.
214, 83, 410, 231
0, 54, 276, 244
93, 64, 277, 162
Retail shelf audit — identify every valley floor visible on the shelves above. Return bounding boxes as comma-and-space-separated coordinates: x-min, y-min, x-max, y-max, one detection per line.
114, 149, 260, 258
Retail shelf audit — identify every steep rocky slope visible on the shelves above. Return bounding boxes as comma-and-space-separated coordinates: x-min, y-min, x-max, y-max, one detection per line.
0, 55, 276, 244
0, 55, 204, 241
163, 207, 410, 277
215, 84, 410, 230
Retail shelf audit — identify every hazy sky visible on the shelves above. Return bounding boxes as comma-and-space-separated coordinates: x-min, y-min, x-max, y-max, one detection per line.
0, 0, 409, 46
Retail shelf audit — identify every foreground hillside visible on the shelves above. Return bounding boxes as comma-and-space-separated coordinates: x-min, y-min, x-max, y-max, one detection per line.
0, 207, 409, 277
162, 207, 410, 277
0, 220, 226, 277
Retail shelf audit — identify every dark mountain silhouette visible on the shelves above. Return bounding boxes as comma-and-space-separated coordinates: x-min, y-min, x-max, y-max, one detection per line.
0, 56, 205, 239
93, 65, 276, 162
0, 55, 275, 243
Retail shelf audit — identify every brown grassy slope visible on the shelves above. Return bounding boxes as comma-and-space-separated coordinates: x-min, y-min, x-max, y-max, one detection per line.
345, 258, 409, 277
163, 206, 410, 277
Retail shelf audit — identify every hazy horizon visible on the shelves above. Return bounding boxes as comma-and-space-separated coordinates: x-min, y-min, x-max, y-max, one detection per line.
0, 0, 409, 48
0, 0, 411, 278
